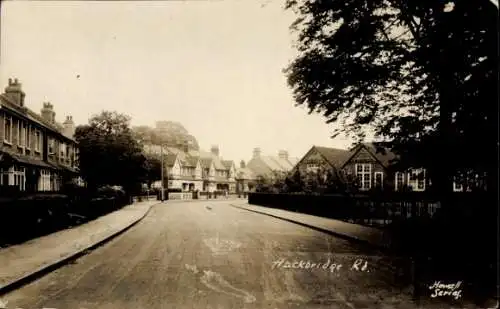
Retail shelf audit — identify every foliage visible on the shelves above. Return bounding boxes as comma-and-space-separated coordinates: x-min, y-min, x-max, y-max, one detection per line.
75, 111, 147, 193
142, 155, 162, 188
284, 0, 498, 193
132, 121, 200, 150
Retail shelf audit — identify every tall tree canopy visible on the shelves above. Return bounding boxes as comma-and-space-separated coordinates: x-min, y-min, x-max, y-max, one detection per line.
132, 121, 200, 150
75, 111, 147, 192
284, 0, 498, 193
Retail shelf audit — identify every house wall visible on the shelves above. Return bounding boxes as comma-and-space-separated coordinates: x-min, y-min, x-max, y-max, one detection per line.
1, 107, 79, 192
294, 148, 333, 174
342, 147, 388, 190
168, 179, 203, 191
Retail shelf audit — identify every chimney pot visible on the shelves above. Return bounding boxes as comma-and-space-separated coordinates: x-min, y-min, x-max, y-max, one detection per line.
8, 78, 12, 85
253, 147, 261, 158
14, 78, 18, 84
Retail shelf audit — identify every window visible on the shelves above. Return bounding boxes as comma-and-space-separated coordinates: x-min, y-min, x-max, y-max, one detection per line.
374, 172, 383, 188
13, 166, 25, 191
306, 163, 320, 173
409, 169, 426, 191
395, 172, 404, 191
355, 163, 372, 190
0, 168, 11, 185
38, 170, 51, 191
26, 125, 31, 149
60, 143, 66, 158
4, 116, 12, 144
453, 177, 463, 192
48, 138, 55, 155
35, 130, 41, 152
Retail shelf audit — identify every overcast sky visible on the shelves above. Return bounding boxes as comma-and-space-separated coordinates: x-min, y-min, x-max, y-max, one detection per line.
0, 0, 354, 162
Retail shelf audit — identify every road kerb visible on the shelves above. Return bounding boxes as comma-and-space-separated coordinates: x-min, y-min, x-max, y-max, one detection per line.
0, 202, 160, 296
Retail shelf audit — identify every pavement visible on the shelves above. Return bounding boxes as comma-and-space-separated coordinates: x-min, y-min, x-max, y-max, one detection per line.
230, 202, 392, 251
1, 199, 492, 309
0, 200, 160, 295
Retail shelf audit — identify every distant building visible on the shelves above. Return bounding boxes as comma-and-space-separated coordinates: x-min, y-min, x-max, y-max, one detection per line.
142, 142, 237, 193
0, 78, 81, 193
293, 143, 420, 191
246, 148, 299, 181
235, 160, 257, 193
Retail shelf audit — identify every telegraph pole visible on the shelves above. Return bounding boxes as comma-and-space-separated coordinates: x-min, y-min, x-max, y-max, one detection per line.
160, 145, 164, 202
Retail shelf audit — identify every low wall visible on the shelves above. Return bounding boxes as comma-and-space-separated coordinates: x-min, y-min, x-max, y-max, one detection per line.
168, 192, 193, 200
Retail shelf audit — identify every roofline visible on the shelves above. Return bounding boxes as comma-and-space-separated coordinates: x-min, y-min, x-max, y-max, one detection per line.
293, 146, 336, 173
340, 143, 389, 169
0, 96, 77, 144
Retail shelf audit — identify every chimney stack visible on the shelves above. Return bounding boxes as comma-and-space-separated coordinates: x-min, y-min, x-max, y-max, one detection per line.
183, 140, 189, 153
240, 160, 246, 168
278, 150, 289, 160
5, 77, 26, 107
63, 115, 75, 138
211, 145, 219, 157
253, 147, 261, 158
41, 102, 56, 123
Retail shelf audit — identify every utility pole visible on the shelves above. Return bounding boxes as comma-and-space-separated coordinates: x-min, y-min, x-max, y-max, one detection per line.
160, 145, 165, 202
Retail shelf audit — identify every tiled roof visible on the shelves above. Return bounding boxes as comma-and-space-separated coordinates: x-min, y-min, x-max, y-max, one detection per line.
0, 95, 75, 142
186, 156, 200, 167
356, 142, 398, 167
288, 157, 300, 167
236, 167, 256, 180
0, 149, 53, 169
164, 154, 177, 167
200, 157, 213, 169
313, 146, 352, 168
189, 149, 227, 170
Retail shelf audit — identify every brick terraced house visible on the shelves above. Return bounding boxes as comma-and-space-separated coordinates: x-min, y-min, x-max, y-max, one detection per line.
0, 78, 80, 193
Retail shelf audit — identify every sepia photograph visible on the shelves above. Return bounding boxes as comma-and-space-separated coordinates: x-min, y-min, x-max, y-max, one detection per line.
0, 0, 498, 308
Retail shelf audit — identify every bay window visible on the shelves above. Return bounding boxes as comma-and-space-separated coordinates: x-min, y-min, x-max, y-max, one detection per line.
3, 115, 12, 144
38, 170, 51, 191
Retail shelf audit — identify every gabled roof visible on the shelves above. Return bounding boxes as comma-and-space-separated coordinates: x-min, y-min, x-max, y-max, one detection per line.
164, 154, 178, 167
288, 157, 300, 167
186, 156, 200, 168
361, 143, 398, 167
189, 149, 227, 170
313, 146, 352, 168
200, 157, 214, 169
343, 142, 398, 168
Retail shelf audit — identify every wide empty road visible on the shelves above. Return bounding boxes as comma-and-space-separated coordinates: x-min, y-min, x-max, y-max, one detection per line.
3, 200, 443, 309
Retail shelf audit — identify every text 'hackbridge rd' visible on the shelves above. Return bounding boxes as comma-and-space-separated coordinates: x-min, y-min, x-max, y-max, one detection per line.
271, 258, 370, 273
